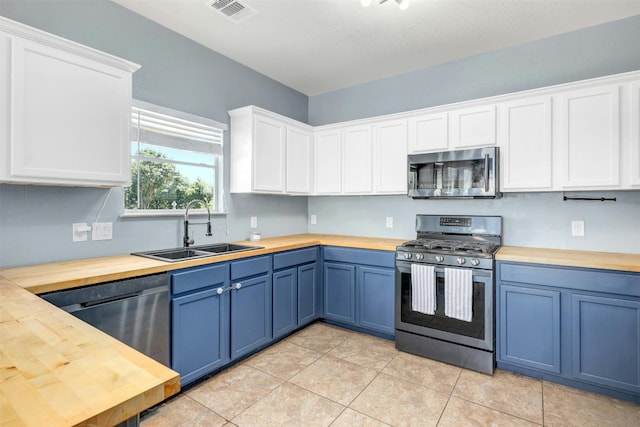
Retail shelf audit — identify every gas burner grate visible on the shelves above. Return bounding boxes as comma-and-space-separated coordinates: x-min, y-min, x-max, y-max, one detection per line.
401, 239, 497, 254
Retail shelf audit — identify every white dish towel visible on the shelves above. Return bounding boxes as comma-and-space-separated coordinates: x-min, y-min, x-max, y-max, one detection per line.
411, 264, 436, 315
444, 268, 473, 322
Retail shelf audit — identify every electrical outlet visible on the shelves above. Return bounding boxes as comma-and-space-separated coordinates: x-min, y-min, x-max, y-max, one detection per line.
386, 216, 393, 228
92, 222, 113, 240
72, 223, 90, 242
250, 216, 257, 228
571, 220, 585, 237
310, 214, 317, 225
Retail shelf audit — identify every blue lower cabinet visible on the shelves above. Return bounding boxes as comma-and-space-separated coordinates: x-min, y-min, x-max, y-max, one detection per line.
170, 263, 230, 386
298, 263, 320, 326
230, 273, 272, 359
323, 247, 395, 336
324, 262, 356, 325
497, 261, 640, 402
273, 268, 297, 339
571, 293, 640, 394
358, 266, 395, 335
498, 284, 561, 373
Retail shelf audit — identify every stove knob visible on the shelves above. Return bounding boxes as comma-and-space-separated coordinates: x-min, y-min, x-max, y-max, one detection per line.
456, 257, 466, 265
470, 258, 480, 266
415, 253, 424, 260
403, 253, 412, 260
435, 255, 445, 263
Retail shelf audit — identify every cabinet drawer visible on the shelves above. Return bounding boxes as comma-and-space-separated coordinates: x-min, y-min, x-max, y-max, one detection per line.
231, 255, 271, 280
273, 247, 318, 270
498, 262, 640, 297
323, 246, 394, 268
171, 263, 229, 295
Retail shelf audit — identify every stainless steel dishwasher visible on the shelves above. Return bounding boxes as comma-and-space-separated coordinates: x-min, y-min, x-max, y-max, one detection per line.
41, 273, 169, 366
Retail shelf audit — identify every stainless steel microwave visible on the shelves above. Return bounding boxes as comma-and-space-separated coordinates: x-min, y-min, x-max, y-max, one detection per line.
408, 147, 501, 199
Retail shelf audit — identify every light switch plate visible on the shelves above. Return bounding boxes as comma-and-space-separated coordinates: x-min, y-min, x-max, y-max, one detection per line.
92, 222, 113, 240
250, 216, 257, 228
386, 216, 393, 228
310, 214, 317, 225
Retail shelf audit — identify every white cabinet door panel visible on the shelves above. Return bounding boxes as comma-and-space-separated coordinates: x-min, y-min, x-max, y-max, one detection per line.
499, 97, 552, 191
253, 115, 285, 192
286, 125, 313, 194
560, 86, 620, 188
631, 81, 640, 187
315, 130, 342, 194
374, 119, 407, 194
343, 125, 372, 194
451, 105, 496, 149
407, 112, 448, 153
10, 37, 131, 184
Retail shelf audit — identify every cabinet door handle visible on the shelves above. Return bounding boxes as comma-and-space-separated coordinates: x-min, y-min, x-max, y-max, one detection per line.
233, 283, 242, 290
217, 287, 224, 295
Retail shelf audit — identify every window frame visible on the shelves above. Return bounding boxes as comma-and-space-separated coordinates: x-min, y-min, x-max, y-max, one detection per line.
122, 100, 228, 217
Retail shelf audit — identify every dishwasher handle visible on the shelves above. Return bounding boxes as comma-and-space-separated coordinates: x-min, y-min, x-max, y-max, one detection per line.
80, 291, 142, 308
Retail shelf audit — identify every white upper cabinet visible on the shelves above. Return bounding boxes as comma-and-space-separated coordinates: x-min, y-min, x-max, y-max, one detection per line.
0, 18, 139, 187
450, 104, 497, 149
559, 85, 620, 189
252, 114, 286, 193
314, 129, 342, 194
229, 106, 313, 194
407, 112, 448, 153
286, 125, 313, 194
499, 96, 553, 191
631, 81, 640, 187
343, 125, 373, 194
373, 119, 408, 194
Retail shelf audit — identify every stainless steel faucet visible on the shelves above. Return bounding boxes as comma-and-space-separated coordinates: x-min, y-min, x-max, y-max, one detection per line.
183, 199, 212, 247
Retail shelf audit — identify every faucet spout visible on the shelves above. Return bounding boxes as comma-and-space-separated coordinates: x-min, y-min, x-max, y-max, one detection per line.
183, 199, 212, 247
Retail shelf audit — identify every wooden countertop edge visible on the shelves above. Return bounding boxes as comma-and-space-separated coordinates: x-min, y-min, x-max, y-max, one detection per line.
496, 246, 640, 272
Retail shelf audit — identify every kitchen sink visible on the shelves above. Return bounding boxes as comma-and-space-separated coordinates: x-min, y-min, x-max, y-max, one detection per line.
132, 243, 263, 262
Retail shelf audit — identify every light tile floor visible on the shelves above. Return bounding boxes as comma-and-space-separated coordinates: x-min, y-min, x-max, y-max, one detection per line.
141, 322, 640, 427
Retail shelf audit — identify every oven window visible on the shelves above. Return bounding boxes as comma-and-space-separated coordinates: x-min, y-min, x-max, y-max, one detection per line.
400, 270, 485, 339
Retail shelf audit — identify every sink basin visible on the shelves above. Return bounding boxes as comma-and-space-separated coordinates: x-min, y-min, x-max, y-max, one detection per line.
133, 243, 263, 262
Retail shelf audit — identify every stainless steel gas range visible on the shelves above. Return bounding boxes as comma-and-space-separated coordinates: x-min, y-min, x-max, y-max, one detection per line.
395, 214, 502, 375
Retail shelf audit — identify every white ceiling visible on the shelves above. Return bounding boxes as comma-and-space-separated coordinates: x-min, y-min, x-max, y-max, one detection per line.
112, 0, 640, 95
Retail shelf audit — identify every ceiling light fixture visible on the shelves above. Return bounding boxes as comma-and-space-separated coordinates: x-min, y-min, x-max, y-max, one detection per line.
361, 0, 410, 11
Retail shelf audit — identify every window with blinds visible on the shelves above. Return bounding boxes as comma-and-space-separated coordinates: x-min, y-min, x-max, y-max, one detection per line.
124, 101, 227, 213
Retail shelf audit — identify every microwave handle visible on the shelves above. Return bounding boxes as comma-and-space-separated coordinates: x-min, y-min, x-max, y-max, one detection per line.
484, 154, 490, 192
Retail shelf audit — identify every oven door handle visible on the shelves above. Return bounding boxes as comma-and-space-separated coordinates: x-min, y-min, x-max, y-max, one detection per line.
396, 261, 492, 277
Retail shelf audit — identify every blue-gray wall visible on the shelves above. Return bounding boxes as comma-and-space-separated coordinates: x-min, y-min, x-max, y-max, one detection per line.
307, 14, 640, 255
0, 0, 309, 268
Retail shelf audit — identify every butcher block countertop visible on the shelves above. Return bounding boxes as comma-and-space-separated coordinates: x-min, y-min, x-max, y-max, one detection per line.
497, 246, 640, 272
0, 276, 180, 427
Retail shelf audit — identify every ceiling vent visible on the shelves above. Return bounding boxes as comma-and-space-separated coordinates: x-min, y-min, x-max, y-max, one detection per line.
207, 0, 257, 23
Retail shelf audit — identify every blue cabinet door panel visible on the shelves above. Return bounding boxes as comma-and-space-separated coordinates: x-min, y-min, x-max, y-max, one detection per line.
298, 263, 319, 326
498, 284, 561, 373
357, 266, 395, 335
172, 288, 229, 385
230, 274, 272, 359
273, 268, 297, 339
571, 294, 640, 393
324, 262, 356, 324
